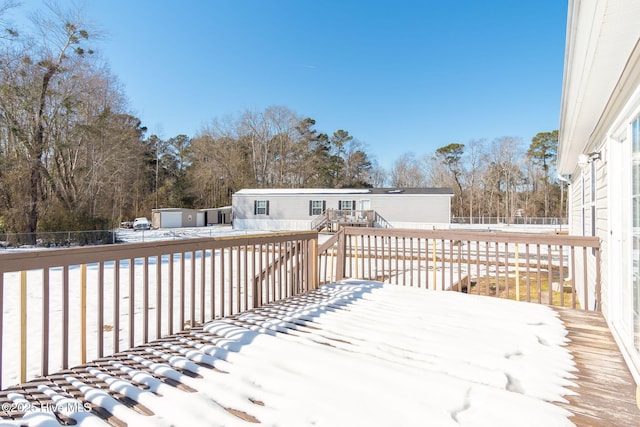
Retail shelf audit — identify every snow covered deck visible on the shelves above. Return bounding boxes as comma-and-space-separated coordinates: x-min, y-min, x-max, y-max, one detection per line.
0, 282, 637, 426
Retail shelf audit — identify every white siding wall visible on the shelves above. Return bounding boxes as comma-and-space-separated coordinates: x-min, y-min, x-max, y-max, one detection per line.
569, 173, 584, 236
233, 219, 313, 231
232, 192, 452, 230
371, 194, 451, 224
568, 153, 605, 312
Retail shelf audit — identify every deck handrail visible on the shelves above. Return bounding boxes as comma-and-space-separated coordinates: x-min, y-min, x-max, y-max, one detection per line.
0, 226, 603, 391
310, 213, 328, 231
317, 227, 601, 313
0, 231, 317, 389
374, 211, 393, 228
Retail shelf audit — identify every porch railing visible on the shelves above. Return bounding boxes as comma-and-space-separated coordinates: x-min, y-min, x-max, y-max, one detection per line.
0, 226, 602, 390
316, 209, 375, 231
0, 231, 317, 389
318, 227, 600, 311
310, 213, 329, 231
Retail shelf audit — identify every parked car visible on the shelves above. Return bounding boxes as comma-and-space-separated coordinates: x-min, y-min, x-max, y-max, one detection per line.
132, 217, 151, 231
120, 221, 133, 229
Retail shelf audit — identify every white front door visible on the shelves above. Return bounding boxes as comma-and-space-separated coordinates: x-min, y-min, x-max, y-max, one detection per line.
360, 200, 371, 211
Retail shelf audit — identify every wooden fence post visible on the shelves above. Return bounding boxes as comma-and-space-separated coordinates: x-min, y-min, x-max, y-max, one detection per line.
432, 239, 437, 291
308, 237, 318, 290
515, 244, 520, 301
335, 229, 346, 282
20, 270, 27, 383
81, 263, 87, 364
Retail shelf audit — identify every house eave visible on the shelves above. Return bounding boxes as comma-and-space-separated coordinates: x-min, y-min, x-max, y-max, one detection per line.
558, 0, 640, 174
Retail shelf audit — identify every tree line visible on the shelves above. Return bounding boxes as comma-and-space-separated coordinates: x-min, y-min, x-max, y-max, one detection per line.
389, 131, 562, 221
0, 3, 562, 235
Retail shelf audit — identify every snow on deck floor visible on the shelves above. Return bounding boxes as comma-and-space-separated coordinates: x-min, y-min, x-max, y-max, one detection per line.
1, 281, 577, 427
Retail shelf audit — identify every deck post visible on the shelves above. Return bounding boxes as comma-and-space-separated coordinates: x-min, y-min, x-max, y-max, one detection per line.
20, 270, 27, 383
595, 247, 602, 311
515, 244, 520, 301
0, 272, 3, 389
81, 263, 87, 364
335, 229, 346, 282
308, 237, 318, 290
432, 239, 437, 290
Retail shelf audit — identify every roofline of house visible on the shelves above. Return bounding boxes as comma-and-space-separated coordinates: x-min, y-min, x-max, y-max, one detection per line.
233, 187, 455, 196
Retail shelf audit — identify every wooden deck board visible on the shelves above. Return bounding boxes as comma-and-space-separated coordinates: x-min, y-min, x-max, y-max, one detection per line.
0, 292, 639, 426
553, 307, 640, 427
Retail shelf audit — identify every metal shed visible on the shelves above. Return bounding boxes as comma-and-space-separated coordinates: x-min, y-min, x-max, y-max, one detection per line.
151, 208, 200, 228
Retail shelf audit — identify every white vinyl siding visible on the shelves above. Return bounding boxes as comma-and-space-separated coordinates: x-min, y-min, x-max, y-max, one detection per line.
569, 176, 583, 236
232, 189, 453, 230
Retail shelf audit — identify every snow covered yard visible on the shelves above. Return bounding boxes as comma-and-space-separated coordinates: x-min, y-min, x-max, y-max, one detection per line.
0, 281, 578, 427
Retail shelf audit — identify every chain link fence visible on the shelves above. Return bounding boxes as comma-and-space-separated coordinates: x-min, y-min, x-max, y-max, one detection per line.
451, 217, 568, 225
0, 230, 118, 249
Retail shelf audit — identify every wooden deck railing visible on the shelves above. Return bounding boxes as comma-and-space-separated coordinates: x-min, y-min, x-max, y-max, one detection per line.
0, 226, 602, 391
318, 227, 601, 311
0, 231, 317, 389
314, 209, 375, 231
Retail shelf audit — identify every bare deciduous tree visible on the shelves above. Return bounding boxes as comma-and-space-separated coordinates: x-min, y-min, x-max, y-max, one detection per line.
390, 152, 426, 187
463, 138, 486, 219
0, 2, 150, 232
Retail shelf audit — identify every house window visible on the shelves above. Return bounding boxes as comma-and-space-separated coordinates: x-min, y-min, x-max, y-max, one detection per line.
309, 200, 326, 216
338, 200, 355, 211
254, 200, 269, 215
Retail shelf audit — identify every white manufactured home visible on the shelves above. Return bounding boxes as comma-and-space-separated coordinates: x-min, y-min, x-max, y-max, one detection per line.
558, 0, 640, 382
232, 188, 454, 231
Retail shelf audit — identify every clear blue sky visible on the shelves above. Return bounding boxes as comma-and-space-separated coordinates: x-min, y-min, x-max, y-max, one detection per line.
16, 1, 568, 169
